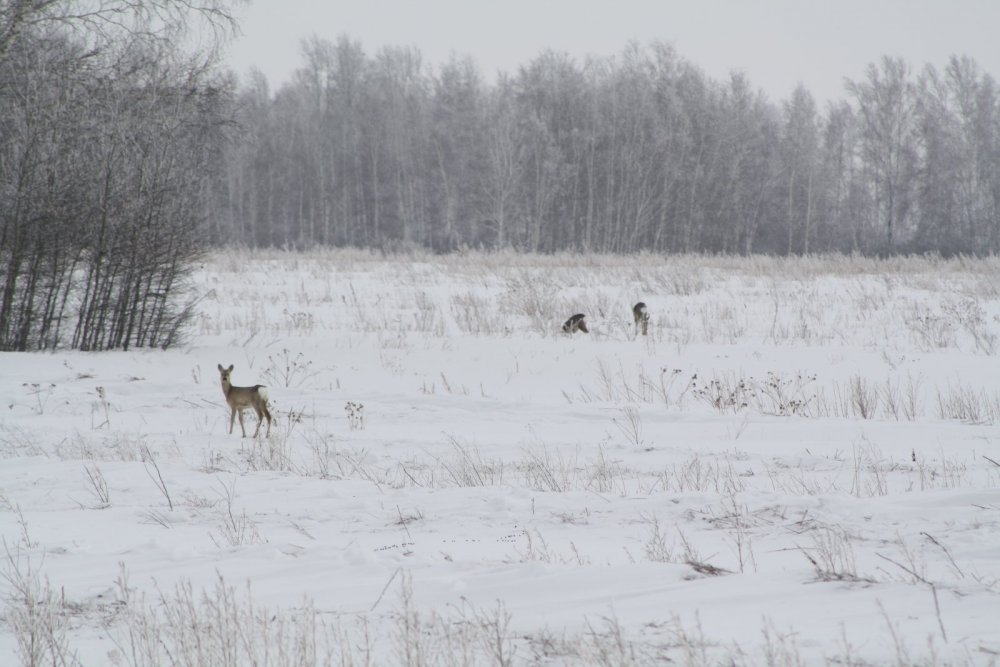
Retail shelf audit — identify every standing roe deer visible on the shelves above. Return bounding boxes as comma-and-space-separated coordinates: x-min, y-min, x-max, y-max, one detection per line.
562, 313, 589, 334
632, 302, 649, 336
218, 364, 272, 438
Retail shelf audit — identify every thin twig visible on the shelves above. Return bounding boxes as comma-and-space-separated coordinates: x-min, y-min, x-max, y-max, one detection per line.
396, 505, 413, 541
370, 567, 401, 612
930, 584, 948, 643
876, 553, 948, 643
920, 532, 964, 579
142, 447, 173, 511
876, 551, 931, 586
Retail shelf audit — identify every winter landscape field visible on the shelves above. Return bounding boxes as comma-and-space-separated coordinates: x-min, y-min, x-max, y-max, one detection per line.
1, 248, 999, 666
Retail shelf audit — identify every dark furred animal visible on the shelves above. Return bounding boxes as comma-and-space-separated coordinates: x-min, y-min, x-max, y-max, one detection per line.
632, 302, 649, 336
562, 313, 589, 334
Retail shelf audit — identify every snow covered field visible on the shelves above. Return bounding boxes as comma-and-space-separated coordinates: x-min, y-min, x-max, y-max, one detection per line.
2, 249, 999, 665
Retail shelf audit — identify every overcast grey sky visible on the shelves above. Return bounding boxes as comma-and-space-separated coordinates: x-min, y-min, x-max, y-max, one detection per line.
226, 0, 1000, 104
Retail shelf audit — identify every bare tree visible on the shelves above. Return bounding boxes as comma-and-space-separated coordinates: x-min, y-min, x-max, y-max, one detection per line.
215, 39, 999, 258
847, 57, 919, 253
781, 85, 820, 253
0, 0, 239, 351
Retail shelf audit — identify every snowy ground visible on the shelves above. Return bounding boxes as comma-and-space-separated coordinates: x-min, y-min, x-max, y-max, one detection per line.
1, 249, 999, 666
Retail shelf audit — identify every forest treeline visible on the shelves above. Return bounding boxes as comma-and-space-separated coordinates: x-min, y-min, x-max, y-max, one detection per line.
0, 0, 235, 351
2, 5, 999, 351
218, 37, 1000, 256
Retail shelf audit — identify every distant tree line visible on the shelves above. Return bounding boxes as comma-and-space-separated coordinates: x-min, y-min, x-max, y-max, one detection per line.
4, 21, 999, 351
218, 38, 1000, 256
0, 0, 237, 351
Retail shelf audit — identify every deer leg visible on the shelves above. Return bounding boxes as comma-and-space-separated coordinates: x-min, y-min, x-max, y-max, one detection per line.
252, 406, 263, 438
229, 407, 237, 434
237, 408, 247, 438
261, 404, 272, 437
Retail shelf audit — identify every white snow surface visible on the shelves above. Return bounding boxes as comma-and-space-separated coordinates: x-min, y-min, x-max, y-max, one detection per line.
1, 249, 999, 665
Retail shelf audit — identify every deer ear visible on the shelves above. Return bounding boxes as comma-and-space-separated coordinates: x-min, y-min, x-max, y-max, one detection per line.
218, 364, 224, 371
227, 365, 234, 372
